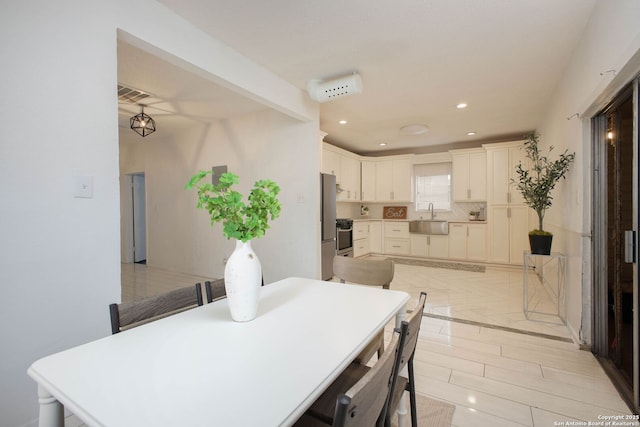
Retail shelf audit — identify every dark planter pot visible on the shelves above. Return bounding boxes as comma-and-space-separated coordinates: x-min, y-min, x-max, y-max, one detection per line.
529, 234, 553, 255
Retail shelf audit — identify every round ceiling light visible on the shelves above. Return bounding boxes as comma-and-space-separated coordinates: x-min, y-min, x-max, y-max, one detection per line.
457, 103, 468, 109
400, 124, 429, 136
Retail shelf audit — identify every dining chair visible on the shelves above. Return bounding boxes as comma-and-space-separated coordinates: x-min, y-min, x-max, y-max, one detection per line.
296, 322, 408, 427
333, 256, 395, 363
384, 291, 428, 427
203, 277, 266, 304
204, 278, 226, 303
109, 283, 205, 334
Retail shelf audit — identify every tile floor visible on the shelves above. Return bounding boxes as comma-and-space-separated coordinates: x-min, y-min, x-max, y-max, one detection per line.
67, 261, 635, 427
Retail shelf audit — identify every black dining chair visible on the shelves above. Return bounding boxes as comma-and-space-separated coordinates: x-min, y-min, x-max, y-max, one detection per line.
333, 256, 395, 364
384, 291, 428, 427
109, 283, 205, 334
295, 322, 408, 427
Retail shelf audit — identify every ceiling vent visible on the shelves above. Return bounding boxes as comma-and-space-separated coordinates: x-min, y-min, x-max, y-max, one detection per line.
307, 73, 363, 103
118, 84, 151, 104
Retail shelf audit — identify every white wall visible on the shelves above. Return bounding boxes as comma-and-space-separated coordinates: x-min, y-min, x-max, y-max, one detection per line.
120, 110, 320, 283
0, 1, 318, 425
535, 0, 640, 344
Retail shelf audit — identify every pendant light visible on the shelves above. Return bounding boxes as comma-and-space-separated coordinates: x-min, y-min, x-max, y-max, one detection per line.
130, 105, 156, 137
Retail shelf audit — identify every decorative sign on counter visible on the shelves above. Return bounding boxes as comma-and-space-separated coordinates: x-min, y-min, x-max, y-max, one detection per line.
383, 206, 407, 219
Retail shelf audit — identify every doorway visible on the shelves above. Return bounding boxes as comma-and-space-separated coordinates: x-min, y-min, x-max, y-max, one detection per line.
593, 80, 638, 411
121, 173, 147, 264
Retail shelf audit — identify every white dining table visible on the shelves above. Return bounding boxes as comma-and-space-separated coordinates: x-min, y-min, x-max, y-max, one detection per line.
28, 277, 410, 427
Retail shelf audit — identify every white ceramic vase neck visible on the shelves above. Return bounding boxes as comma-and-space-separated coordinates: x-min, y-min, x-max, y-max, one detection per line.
224, 239, 262, 322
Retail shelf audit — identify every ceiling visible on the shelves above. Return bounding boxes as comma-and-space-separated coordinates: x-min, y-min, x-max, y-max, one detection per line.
119, 0, 596, 154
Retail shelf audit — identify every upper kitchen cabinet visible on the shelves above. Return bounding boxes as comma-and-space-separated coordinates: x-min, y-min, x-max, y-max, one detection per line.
340, 155, 361, 201
361, 161, 376, 202
374, 157, 413, 202
485, 141, 527, 205
450, 148, 486, 202
322, 143, 360, 201
322, 146, 341, 179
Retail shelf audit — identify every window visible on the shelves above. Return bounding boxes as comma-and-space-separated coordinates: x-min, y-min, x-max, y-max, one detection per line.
414, 162, 451, 211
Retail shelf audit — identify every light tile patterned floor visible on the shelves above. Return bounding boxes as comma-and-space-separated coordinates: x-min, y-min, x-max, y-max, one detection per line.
67, 262, 634, 426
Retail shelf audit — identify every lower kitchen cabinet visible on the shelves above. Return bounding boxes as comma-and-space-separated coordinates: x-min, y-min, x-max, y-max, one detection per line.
385, 238, 410, 255
448, 222, 487, 261
353, 221, 370, 258
410, 234, 448, 258
488, 205, 529, 264
353, 237, 370, 258
384, 221, 409, 255
369, 221, 382, 253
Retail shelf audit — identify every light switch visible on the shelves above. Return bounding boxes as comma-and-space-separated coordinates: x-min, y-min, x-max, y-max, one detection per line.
74, 175, 94, 198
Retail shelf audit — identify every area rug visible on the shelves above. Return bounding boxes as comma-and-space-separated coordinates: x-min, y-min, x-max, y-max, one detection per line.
388, 257, 486, 273
391, 393, 455, 427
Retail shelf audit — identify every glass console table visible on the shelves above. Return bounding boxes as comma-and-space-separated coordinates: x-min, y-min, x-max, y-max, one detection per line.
523, 251, 566, 324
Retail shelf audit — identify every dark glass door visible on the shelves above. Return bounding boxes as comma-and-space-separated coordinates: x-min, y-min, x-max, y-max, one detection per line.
605, 93, 634, 387
594, 82, 637, 410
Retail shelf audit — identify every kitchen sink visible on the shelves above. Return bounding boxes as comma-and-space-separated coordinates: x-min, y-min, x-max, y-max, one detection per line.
409, 220, 449, 235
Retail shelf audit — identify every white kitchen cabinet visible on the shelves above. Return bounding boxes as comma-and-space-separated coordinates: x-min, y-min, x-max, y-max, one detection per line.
322, 147, 341, 179
375, 160, 394, 201
484, 141, 530, 265
391, 158, 413, 201
361, 161, 376, 202
448, 223, 467, 259
384, 222, 410, 255
488, 205, 529, 264
353, 222, 369, 241
451, 149, 486, 201
485, 142, 527, 205
410, 235, 428, 257
353, 237, 370, 258
448, 222, 487, 261
339, 155, 361, 201
466, 223, 487, 261
369, 221, 382, 253
353, 221, 370, 258
410, 234, 448, 258
375, 158, 412, 202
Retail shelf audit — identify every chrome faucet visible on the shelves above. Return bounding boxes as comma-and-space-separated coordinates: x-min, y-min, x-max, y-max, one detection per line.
428, 202, 435, 220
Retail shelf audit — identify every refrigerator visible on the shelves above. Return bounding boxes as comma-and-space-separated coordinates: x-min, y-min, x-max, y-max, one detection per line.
321, 173, 337, 280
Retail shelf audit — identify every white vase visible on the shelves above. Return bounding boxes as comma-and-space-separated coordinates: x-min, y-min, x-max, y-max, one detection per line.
224, 239, 262, 322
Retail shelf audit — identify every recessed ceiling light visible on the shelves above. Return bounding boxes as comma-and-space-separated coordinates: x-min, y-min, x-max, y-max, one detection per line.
400, 124, 429, 135
466, 131, 477, 136
339, 120, 347, 124
457, 103, 468, 109
379, 142, 387, 146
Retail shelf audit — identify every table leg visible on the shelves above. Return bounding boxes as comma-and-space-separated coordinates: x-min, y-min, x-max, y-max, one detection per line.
37, 384, 64, 427
395, 304, 408, 427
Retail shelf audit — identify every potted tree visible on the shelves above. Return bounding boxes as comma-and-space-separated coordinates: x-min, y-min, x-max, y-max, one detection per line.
513, 132, 575, 255
185, 170, 281, 321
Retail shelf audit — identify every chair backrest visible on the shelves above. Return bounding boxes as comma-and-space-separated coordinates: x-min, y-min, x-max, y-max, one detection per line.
333, 256, 395, 289
109, 283, 203, 334
204, 279, 227, 303
333, 322, 408, 427
398, 291, 427, 370
204, 277, 266, 303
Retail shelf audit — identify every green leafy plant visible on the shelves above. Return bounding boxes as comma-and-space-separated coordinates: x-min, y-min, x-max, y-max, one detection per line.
185, 171, 281, 242
512, 132, 575, 235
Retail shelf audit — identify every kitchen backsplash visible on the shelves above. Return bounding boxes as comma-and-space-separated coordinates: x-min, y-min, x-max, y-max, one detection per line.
337, 201, 486, 221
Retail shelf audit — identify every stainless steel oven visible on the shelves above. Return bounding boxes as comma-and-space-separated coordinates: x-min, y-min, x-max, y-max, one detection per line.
336, 218, 354, 257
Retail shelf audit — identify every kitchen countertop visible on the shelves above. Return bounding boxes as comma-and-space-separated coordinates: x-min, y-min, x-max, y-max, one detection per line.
352, 218, 486, 224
